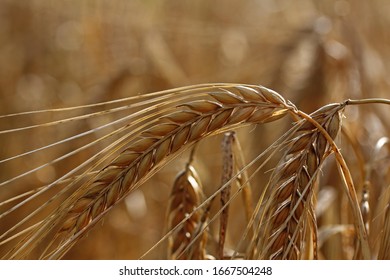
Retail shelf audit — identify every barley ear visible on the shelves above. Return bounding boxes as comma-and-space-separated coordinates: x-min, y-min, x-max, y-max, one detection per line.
259, 103, 344, 259
23, 85, 294, 259
166, 164, 207, 260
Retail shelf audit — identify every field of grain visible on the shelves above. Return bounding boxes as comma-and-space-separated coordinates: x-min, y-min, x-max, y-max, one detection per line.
1, 0, 390, 259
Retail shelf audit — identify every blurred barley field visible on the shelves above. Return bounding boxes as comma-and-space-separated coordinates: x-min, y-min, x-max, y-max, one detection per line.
1, 0, 390, 259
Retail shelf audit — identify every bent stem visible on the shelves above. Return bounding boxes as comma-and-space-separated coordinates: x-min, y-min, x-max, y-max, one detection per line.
345, 98, 390, 106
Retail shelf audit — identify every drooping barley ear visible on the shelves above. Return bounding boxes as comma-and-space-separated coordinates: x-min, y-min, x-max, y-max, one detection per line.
218, 131, 235, 259
258, 103, 344, 259
11, 84, 294, 259
166, 163, 207, 260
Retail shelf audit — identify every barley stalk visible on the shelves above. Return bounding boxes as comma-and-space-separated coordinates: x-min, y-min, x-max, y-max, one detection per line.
218, 132, 235, 259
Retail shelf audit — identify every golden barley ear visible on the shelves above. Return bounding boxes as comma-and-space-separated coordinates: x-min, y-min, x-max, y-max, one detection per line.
256, 103, 344, 259
166, 163, 207, 260
8, 84, 293, 259
164, 145, 208, 259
